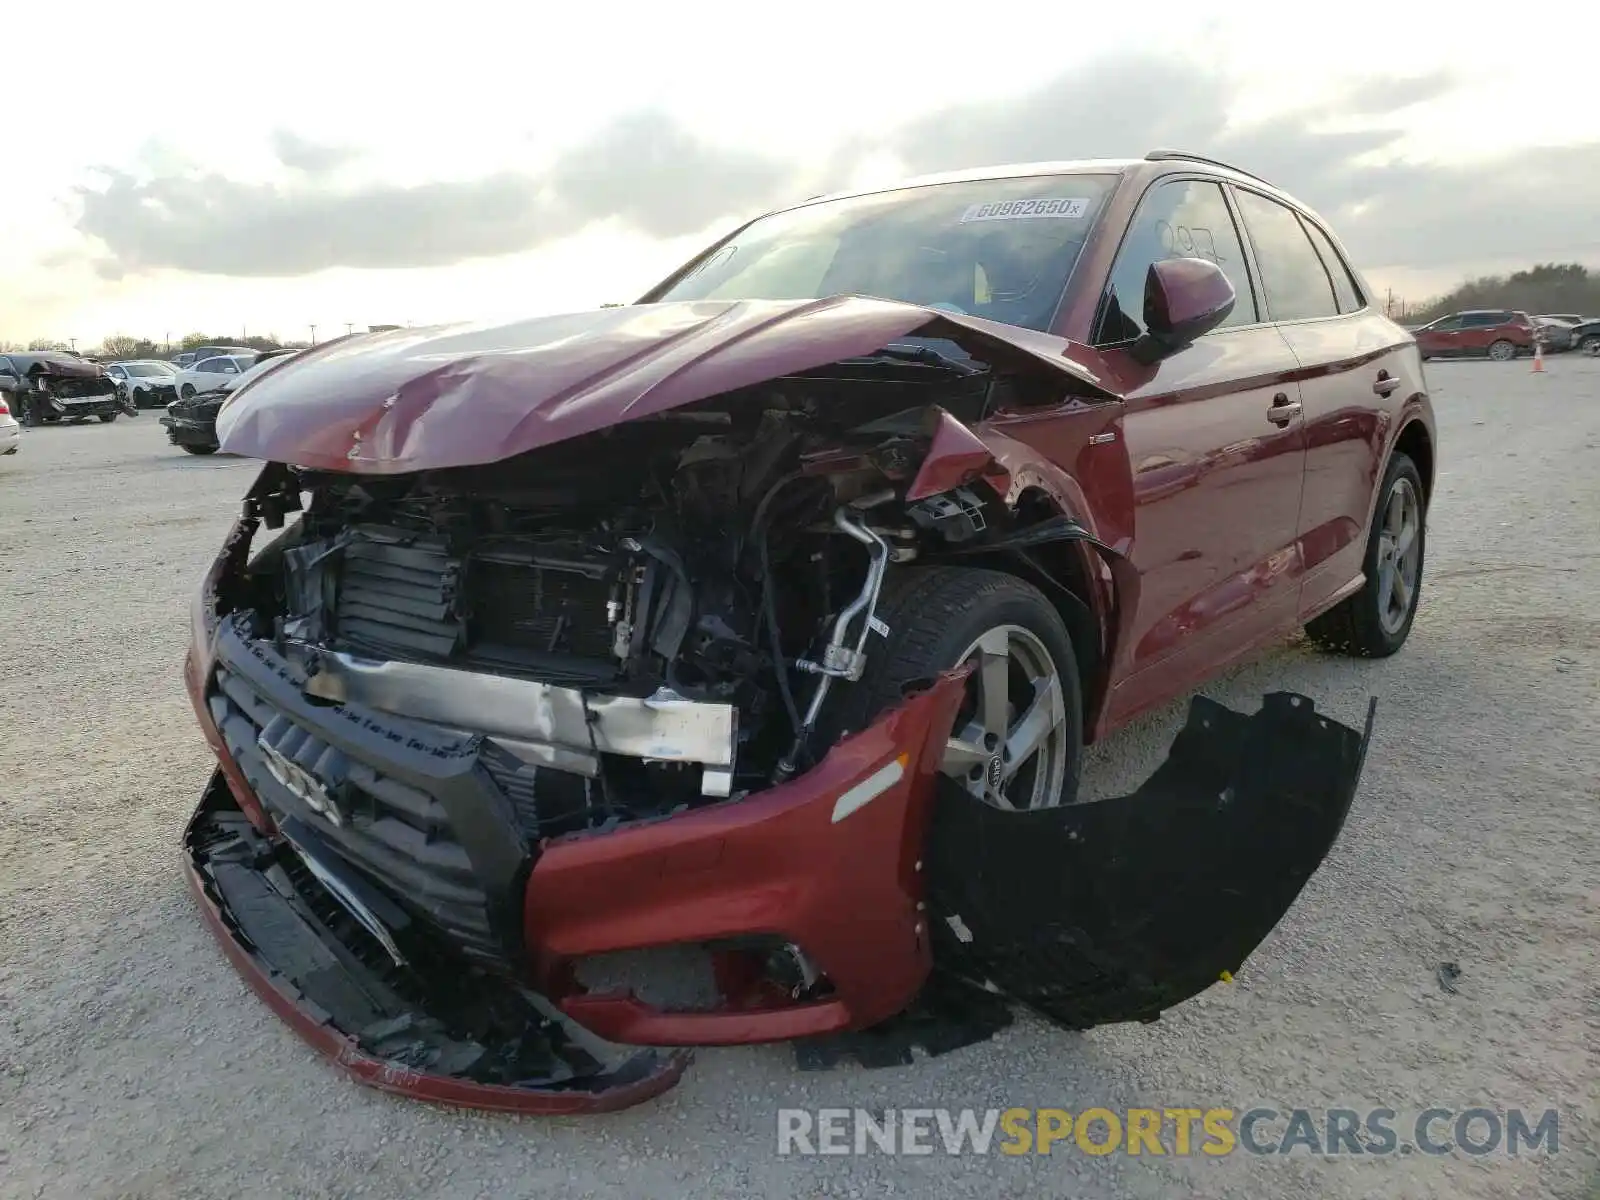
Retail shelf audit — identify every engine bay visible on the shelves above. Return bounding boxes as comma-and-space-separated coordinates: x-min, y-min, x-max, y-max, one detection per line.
230, 357, 1085, 837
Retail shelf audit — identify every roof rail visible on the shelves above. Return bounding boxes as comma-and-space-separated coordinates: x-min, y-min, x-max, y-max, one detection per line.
1143, 149, 1269, 184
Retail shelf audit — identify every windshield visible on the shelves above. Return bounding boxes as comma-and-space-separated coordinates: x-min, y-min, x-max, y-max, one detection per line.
654, 173, 1117, 332
125, 363, 171, 377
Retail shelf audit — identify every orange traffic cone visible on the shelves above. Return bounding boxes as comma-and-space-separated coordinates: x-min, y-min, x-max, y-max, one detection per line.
1532, 341, 1547, 373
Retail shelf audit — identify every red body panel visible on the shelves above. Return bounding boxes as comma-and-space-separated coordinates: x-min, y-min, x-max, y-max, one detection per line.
527, 671, 969, 1043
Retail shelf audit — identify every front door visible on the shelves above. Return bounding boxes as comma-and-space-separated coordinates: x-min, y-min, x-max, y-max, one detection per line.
1415, 314, 1464, 357
1087, 177, 1308, 727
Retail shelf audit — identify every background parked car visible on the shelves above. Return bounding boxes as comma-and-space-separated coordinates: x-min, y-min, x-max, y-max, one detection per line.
0, 352, 128, 425
105, 360, 180, 408
1566, 317, 1600, 355
172, 345, 256, 372
160, 348, 298, 454
1532, 316, 1577, 352
1413, 310, 1536, 360
173, 354, 254, 399
0, 390, 18, 456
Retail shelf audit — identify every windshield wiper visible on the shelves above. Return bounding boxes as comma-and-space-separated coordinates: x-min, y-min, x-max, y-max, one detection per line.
841, 343, 985, 375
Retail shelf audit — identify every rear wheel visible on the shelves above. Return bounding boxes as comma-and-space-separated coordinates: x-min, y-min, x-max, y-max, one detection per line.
831, 566, 1083, 809
1306, 452, 1425, 657
182, 443, 217, 455
180, 384, 195, 399
1488, 339, 1516, 361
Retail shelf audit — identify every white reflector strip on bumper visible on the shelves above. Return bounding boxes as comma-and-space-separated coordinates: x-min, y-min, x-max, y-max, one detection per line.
830, 754, 907, 824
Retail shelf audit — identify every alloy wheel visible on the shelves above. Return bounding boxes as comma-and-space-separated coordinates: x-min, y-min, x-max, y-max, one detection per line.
1376, 476, 1422, 636
940, 624, 1070, 810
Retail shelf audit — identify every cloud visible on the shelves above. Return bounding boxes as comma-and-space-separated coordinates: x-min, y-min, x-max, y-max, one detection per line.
269, 130, 361, 175
67, 53, 1600, 282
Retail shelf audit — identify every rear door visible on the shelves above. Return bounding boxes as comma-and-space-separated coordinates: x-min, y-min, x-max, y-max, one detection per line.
1091, 176, 1308, 726
1228, 189, 1406, 616
1458, 311, 1504, 355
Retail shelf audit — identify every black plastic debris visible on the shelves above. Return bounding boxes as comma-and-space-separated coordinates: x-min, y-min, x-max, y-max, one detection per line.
1437, 962, 1461, 994
924, 692, 1378, 1030
793, 974, 1015, 1070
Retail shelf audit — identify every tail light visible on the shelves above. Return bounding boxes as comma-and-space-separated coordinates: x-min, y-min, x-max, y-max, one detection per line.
0, 397, 9, 416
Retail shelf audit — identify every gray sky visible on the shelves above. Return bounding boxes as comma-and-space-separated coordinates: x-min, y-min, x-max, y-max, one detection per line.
6, 0, 1596, 343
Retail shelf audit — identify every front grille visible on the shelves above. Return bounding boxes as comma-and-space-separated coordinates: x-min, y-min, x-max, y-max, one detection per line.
209, 660, 504, 966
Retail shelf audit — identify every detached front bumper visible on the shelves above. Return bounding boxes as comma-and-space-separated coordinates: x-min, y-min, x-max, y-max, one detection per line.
185, 772, 692, 1113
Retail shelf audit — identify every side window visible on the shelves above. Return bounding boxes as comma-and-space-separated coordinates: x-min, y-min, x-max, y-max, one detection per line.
1097, 179, 1257, 344
1430, 315, 1463, 330
1301, 220, 1364, 314
1232, 189, 1338, 322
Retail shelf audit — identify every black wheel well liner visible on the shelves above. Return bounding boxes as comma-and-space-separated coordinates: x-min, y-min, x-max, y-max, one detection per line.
1393, 419, 1434, 503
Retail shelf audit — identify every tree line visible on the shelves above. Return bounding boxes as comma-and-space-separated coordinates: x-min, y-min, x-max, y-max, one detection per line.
1411, 263, 1600, 323
0, 332, 304, 359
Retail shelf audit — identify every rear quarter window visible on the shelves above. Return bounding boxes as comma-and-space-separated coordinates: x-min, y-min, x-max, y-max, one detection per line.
1301, 220, 1364, 314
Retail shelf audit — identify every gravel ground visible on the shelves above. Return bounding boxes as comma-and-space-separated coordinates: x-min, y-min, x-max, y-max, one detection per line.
1, 362, 1596, 1200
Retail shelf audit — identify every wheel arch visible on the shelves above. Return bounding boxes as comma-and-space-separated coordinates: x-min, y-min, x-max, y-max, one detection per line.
1393, 418, 1435, 505
944, 483, 1122, 744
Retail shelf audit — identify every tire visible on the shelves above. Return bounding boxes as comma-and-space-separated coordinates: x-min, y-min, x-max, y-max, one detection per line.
1487, 339, 1516, 362
180, 384, 195, 399
98, 412, 118, 423
182, 444, 218, 455
1306, 452, 1426, 657
1582, 335, 1600, 356
827, 566, 1084, 809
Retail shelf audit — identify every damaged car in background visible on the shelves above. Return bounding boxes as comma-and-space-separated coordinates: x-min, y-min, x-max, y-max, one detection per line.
0, 352, 134, 426
181, 151, 1433, 1112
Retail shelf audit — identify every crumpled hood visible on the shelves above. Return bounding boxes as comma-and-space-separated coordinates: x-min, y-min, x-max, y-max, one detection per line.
215, 297, 1118, 474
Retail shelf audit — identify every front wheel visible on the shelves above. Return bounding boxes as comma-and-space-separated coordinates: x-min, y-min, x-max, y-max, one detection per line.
1306, 452, 1425, 657
829, 566, 1083, 809
180, 384, 195, 399
1487, 339, 1516, 362
1582, 334, 1600, 356
98, 411, 118, 423
181, 443, 218, 455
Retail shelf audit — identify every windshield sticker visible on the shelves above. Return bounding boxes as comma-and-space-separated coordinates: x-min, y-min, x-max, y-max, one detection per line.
958, 197, 1091, 223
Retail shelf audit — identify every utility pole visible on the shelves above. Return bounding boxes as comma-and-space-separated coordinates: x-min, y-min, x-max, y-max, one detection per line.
309, 324, 318, 346
345, 322, 354, 336
69, 337, 77, 353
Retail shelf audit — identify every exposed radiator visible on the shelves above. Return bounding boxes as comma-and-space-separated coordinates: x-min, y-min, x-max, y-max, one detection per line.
335, 533, 462, 659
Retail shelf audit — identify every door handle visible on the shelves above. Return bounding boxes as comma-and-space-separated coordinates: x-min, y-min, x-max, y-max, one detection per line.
1373, 372, 1401, 396
1267, 393, 1301, 426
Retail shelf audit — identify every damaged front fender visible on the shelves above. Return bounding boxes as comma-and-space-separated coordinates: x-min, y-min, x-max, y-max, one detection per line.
924, 692, 1377, 1028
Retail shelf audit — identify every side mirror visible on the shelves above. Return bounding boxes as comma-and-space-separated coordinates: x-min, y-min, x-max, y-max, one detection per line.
1132, 257, 1236, 365
0, 373, 16, 392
